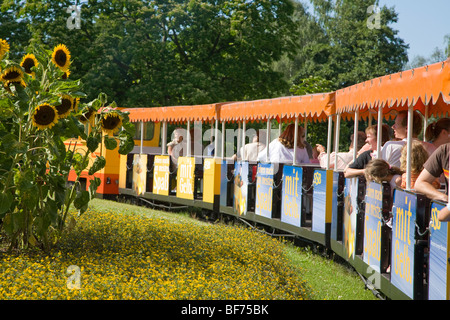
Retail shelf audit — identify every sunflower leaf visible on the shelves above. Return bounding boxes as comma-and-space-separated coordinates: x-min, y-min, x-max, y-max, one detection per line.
104, 135, 118, 150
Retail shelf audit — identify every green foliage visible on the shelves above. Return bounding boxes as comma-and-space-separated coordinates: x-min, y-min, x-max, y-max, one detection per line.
0, 40, 134, 252
290, 75, 333, 96
3, 0, 299, 107
290, 0, 408, 90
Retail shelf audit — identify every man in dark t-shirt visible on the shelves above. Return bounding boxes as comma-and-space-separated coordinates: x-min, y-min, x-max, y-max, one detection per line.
415, 143, 449, 202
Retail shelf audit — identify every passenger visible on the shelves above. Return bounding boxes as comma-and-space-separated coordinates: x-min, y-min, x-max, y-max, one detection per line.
257, 123, 310, 164
167, 128, 203, 167
167, 127, 188, 166
310, 145, 320, 164
232, 133, 266, 162
425, 117, 450, 153
364, 159, 403, 193
399, 140, 440, 189
316, 131, 366, 170
414, 142, 449, 203
380, 110, 434, 167
344, 124, 390, 178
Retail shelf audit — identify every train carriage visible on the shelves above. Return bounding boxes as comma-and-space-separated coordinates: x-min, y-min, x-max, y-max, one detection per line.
332, 59, 450, 299
68, 57, 450, 300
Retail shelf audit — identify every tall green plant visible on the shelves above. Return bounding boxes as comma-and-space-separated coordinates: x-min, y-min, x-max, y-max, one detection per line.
0, 40, 134, 252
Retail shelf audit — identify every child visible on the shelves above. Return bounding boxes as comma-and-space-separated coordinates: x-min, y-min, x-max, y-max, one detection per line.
364, 159, 403, 193
399, 140, 440, 189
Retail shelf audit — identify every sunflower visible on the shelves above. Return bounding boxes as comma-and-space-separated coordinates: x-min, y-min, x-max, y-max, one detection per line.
101, 111, 123, 136
0, 39, 9, 60
62, 69, 71, 79
3, 78, 27, 94
20, 53, 39, 78
55, 95, 74, 118
32, 103, 59, 130
0, 66, 24, 83
79, 107, 96, 125
51, 44, 71, 72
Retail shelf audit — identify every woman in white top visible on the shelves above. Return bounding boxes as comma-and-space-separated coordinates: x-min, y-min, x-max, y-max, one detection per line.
257, 124, 310, 164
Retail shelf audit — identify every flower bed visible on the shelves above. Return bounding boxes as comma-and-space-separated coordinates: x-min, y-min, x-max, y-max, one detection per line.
0, 200, 313, 300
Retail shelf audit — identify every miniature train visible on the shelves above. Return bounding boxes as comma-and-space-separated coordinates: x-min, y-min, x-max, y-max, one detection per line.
67, 58, 450, 300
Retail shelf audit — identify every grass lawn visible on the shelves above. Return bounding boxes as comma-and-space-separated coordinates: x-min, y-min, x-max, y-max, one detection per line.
0, 199, 378, 300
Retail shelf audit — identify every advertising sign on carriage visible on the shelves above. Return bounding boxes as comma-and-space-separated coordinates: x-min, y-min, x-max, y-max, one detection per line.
255, 162, 274, 219
176, 157, 195, 200
428, 201, 449, 300
391, 190, 416, 299
153, 155, 170, 196
363, 181, 384, 273
203, 158, 222, 204
233, 161, 249, 215
132, 154, 147, 196
312, 169, 328, 234
343, 177, 358, 260
281, 165, 303, 227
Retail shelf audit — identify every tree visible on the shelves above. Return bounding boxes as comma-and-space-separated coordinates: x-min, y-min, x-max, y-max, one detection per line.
4, 0, 300, 107
291, 0, 408, 90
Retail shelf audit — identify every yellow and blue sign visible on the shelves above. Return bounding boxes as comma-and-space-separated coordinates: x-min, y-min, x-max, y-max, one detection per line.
203, 158, 221, 203
132, 154, 147, 196
153, 155, 170, 196
363, 181, 383, 272
428, 201, 449, 300
391, 189, 416, 299
233, 161, 249, 215
343, 177, 359, 260
281, 165, 303, 227
312, 169, 333, 234
176, 156, 195, 200
255, 163, 274, 218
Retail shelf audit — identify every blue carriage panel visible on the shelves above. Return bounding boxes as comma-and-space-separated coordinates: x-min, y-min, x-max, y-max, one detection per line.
233, 161, 249, 216
391, 189, 430, 300
343, 176, 366, 260
281, 165, 303, 227
363, 181, 392, 274
312, 168, 330, 235
428, 201, 449, 300
255, 162, 275, 219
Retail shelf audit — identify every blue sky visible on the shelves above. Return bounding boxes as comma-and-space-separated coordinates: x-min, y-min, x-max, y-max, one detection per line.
378, 0, 450, 60
303, 0, 450, 61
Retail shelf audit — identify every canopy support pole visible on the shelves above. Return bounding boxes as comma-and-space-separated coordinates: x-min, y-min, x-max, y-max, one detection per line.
376, 107, 382, 158
353, 110, 359, 161
161, 121, 167, 155
266, 119, 271, 162
221, 121, 225, 159
293, 116, 299, 165
423, 105, 429, 142
326, 115, 333, 170
406, 105, 413, 191
334, 114, 341, 167
237, 122, 241, 159
187, 120, 191, 157
242, 120, 246, 160
140, 121, 144, 155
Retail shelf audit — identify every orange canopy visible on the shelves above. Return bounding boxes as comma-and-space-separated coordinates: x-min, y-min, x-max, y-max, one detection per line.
336, 58, 450, 118
123, 103, 224, 123
219, 93, 336, 122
